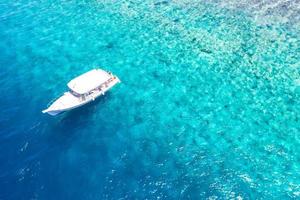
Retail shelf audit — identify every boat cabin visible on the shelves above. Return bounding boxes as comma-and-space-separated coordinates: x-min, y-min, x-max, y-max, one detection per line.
67, 69, 113, 99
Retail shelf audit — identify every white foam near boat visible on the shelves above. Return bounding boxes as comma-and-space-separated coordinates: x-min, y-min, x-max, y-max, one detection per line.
42, 69, 120, 116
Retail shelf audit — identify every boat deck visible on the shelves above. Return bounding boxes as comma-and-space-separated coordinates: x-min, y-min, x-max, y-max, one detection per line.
47, 92, 80, 111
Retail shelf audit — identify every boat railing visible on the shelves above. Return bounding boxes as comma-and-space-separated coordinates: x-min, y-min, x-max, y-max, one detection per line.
46, 97, 59, 108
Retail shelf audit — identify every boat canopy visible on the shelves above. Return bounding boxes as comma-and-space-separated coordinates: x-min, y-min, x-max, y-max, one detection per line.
67, 69, 111, 95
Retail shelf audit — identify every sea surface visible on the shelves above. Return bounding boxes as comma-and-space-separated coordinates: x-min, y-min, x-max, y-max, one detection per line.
0, 0, 300, 199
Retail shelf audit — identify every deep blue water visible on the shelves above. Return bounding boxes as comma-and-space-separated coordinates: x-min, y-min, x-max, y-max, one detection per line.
0, 0, 300, 199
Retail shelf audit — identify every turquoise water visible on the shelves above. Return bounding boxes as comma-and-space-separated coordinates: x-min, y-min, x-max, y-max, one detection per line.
0, 0, 300, 199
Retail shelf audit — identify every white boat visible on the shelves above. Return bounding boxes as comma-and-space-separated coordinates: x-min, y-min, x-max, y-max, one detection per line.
42, 69, 120, 116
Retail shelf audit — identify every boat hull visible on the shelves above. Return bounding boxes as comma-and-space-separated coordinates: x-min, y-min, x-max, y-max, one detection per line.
42, 92, 101, 115
42, 76, 120, 116
42, 98, 93, 116
44, 110, 64, 116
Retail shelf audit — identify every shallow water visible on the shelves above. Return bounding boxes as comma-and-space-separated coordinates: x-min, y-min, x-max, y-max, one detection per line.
0, 0, 299, 199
